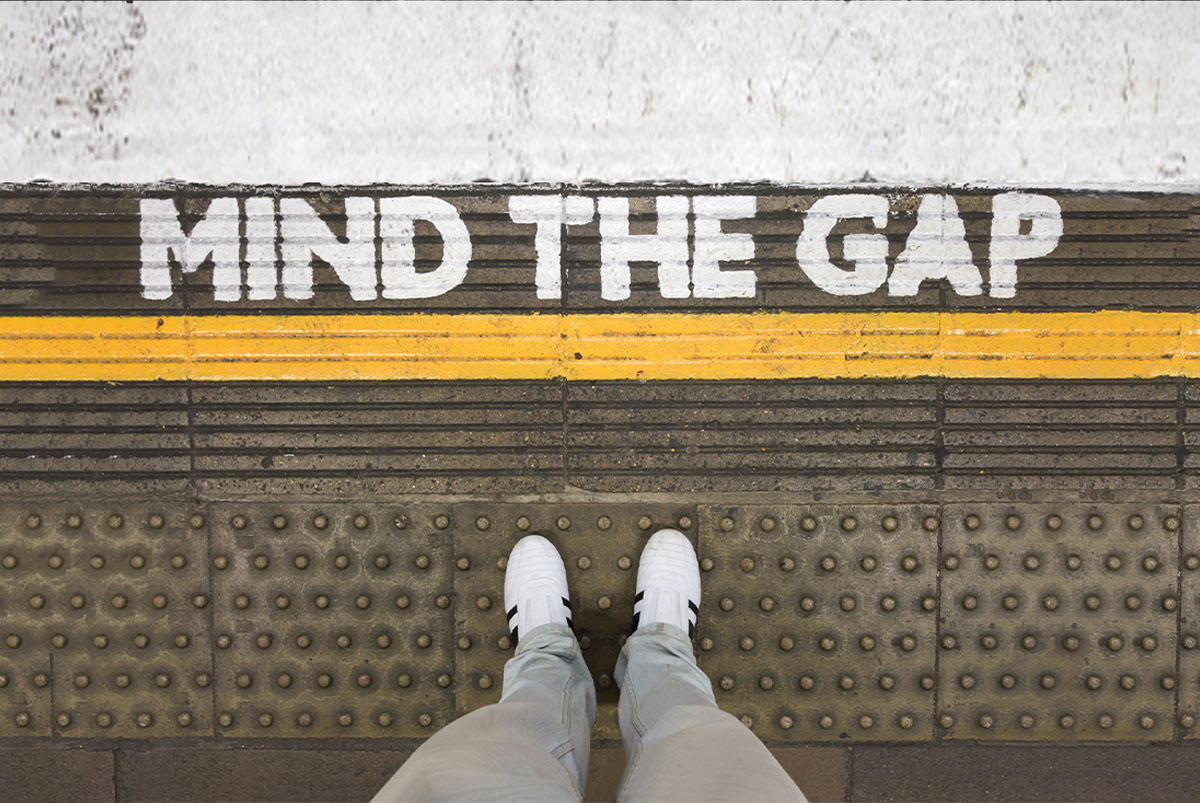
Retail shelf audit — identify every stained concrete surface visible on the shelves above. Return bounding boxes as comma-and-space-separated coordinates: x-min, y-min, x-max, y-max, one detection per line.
114, 747, 411, 803
848, 744, 1200, 803
0, 748, 116, 803
2, 744, 844, 803
2, 2, 1199, 185
10, 743, 1200, 802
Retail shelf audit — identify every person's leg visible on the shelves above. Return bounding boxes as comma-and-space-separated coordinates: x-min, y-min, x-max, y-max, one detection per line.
614, 530, 806, 803
373, 535, 596, 802
373, 623, 595, 802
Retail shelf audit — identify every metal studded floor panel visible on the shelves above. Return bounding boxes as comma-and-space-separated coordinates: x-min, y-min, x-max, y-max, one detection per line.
4, 500, 1200, 744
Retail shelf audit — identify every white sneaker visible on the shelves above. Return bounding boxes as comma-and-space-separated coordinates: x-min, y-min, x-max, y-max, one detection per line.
632, 528, 701, 638
504, 535, 573, 644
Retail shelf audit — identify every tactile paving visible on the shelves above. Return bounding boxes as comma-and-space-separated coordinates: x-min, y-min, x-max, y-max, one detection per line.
0, 503, 212, 737
3, 500, 1200, 744
1177, 504, 1200, 737
209, 504, 456, 737
698, 505, 938, 742
939, 505, 1178, 740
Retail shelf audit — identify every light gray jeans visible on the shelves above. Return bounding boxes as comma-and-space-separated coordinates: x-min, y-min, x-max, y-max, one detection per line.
373, 622, 806, 802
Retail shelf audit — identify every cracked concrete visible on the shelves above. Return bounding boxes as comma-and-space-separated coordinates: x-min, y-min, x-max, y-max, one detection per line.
1, 1, 1198, 185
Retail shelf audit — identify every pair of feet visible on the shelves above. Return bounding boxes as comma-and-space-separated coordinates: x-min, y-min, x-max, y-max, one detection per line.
504, 528, 702, 645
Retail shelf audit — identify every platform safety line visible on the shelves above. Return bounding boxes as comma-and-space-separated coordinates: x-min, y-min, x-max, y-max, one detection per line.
0, 310, 1194, 381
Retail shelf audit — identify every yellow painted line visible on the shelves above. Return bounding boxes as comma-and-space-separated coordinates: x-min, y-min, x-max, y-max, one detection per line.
0, 311, 1196, 381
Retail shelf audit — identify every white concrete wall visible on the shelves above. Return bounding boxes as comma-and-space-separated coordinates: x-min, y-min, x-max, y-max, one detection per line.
1, 1, 1198, 185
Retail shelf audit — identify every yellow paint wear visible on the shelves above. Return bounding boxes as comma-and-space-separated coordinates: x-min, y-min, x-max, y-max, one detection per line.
0, 311, 1193, 381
